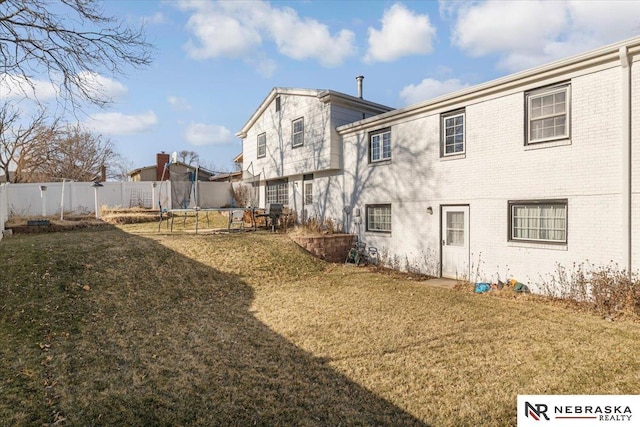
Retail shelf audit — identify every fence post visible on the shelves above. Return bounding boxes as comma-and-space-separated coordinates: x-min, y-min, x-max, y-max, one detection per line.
0, 184, 7, 240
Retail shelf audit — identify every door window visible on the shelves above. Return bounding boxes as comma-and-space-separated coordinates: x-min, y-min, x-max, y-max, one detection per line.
446, 211, 465, 246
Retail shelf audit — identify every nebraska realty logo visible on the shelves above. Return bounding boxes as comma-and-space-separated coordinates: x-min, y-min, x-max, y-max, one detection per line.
517, 395, 639, 426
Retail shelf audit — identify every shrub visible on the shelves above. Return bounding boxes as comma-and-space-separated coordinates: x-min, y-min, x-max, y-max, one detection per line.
540, 263, 640, 319
231, 184, 253, 207
294, 216, 342, 235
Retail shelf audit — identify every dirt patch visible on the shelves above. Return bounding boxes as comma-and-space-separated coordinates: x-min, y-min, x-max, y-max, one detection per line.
8, 221, 109, 234
5, 215, 107, 234
5, 208, 160, 234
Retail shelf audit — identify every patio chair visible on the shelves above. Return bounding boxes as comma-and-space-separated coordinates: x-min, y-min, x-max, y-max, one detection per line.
267, 203, 283, 232
228, 209, 245, 232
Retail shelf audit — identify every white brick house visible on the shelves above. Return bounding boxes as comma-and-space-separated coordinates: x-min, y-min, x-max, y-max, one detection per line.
238, 37, 640, 290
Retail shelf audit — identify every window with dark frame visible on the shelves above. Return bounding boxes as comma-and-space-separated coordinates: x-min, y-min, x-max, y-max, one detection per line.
526, 83, 570, 145
266, 179, 288, 206
369, 128, 391, 163
366, 204, 391, 233
292, 117, 304, 148
275, 96, 281, 112
257, 132, 266, 158
441, 109, 465, 156
509, 200, 567, 243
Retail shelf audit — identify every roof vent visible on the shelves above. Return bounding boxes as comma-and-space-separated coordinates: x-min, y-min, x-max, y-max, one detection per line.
356, 75, 364, 99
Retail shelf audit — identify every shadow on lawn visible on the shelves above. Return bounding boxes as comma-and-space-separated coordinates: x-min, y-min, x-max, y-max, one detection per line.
1, 226, 428, 426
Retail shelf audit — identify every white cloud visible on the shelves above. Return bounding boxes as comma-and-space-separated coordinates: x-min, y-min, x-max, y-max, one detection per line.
0, 72, 126, 105
183, 5, 262, 59
365, 3, 437, 63
77, 71, 128, 103
179, 1, 356, 68
0, 74, 58, 101
400, 78, 468, 105
142, 11, 166, 25
259, 4, 356, 67
167, 96, 192, 111
184, 122, 234, 146
449, 0, 640, 72
85, 111, 157, 135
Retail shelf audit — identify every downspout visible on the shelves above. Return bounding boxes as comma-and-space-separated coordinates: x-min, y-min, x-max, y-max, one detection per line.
619, 46, 632, 275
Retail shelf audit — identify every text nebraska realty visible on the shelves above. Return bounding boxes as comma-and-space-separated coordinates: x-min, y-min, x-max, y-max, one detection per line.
526, 402, 633, 421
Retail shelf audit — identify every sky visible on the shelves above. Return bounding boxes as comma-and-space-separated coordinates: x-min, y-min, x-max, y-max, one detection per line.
4, 0, 640, 174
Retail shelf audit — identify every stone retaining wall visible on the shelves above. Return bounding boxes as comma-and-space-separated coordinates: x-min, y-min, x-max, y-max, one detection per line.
291, 234, 356, 263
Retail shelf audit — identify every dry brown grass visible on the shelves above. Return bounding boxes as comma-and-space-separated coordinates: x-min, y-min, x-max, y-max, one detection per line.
104, 209, 231, 233
1, 225, 640, 426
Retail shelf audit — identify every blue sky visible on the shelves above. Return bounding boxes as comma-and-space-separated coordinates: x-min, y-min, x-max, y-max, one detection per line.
5, 0, 640, 173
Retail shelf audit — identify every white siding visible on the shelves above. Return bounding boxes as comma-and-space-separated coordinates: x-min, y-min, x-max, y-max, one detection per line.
240, 91, 392, 221
243, 93, 337, 180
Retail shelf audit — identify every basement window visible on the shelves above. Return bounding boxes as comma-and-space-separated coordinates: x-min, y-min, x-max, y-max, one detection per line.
509, 200, 567, 243
366, 204, 391, 233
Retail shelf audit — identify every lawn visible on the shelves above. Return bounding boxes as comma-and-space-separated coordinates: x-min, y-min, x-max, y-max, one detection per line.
1, 224, 639, 426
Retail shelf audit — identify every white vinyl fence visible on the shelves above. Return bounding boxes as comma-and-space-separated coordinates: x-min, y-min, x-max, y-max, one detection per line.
0, 184, 7, 240
0, 180, 236, 223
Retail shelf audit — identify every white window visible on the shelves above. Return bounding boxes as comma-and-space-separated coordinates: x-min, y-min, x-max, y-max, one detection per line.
257, 133, 266, 158
509, 200, 567, 243
527, 84, 570, 144
266, 179, 288, 206
370, 129, 391, 163
442, 110, 465, 156
366, 204, 391, 233
292, 117, 304, 148
304, 182, 313, 205
446, 211, 465, 246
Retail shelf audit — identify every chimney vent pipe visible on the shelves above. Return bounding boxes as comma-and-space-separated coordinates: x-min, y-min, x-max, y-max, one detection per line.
356, 75, 364, 99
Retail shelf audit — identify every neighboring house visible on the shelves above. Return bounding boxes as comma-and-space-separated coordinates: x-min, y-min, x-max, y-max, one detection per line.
233, 152, 243, 170
208, 153, 243, 182
209, 171, 242, 183
129, 152, 216, 182
238, 37, 640, 289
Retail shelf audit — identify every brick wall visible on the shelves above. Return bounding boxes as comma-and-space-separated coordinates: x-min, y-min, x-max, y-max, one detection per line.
339, 62, 633, 290
291, 234, 356, 263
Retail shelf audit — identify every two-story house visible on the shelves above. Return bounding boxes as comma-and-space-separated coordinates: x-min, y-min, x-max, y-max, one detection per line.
236, 85, 393, 221
238, 37, 640, 289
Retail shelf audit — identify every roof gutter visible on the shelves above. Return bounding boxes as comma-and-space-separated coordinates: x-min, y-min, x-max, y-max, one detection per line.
339, 36, 640, 135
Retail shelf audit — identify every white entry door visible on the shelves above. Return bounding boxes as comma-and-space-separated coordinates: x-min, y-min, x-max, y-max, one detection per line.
441, 206, 470, 279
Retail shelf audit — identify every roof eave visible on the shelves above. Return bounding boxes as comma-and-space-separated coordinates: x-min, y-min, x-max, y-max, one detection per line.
338, 36, 640, 134
316, 90, 394, 113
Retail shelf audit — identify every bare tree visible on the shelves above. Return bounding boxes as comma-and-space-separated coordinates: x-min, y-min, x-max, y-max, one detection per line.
34, 124, 117, 182
178, 150, 199, 165
1, 105, 120, 183
0, 102, 58, 183
0, 0, 153, 110
110, 153, 135, 182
